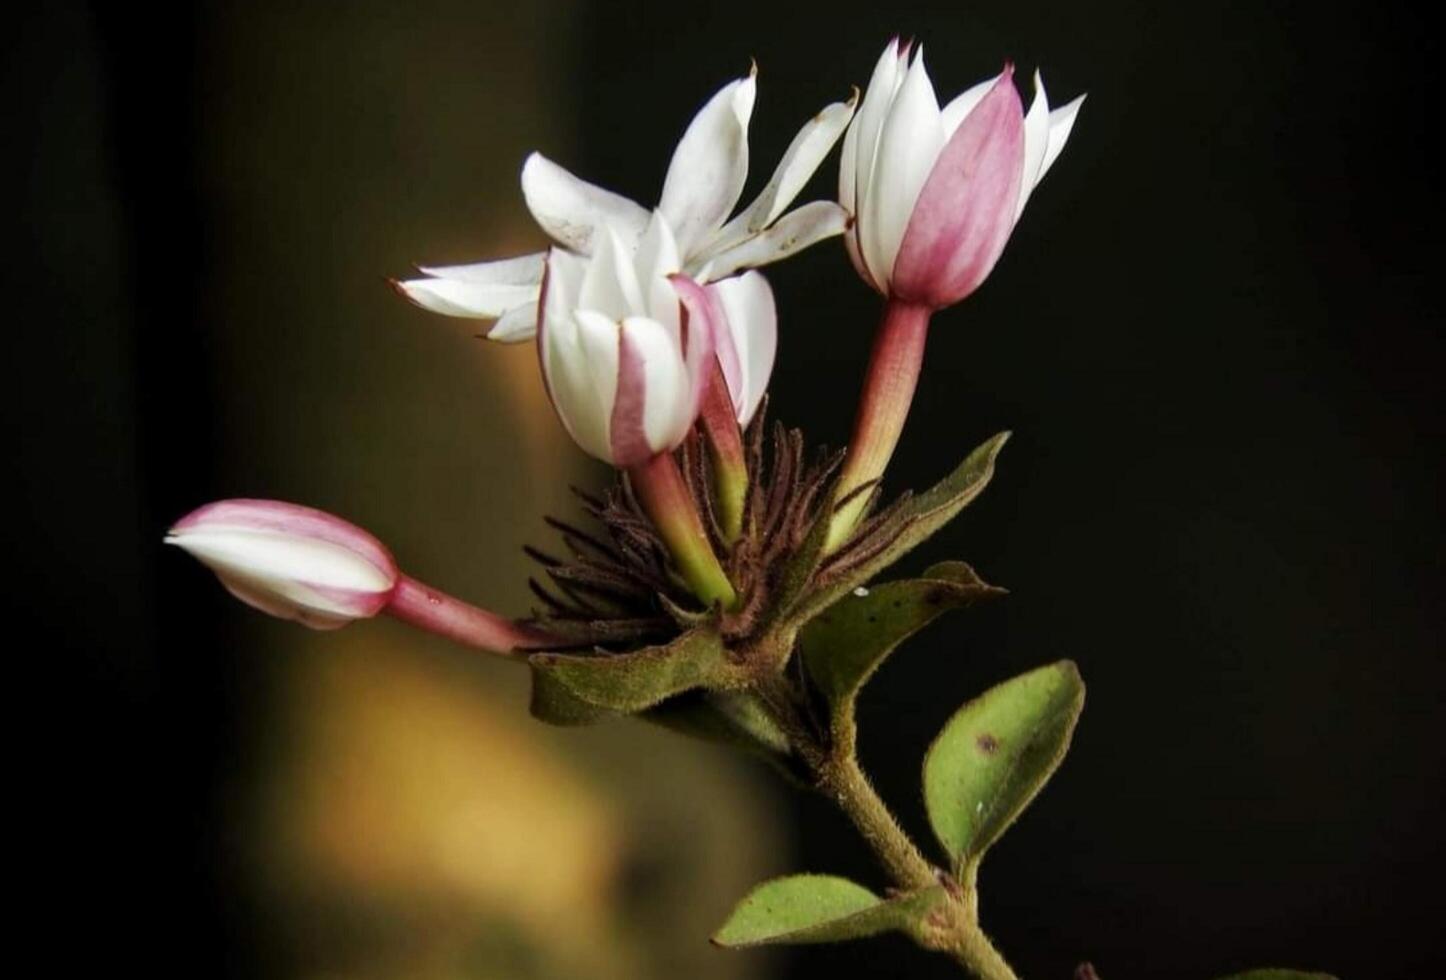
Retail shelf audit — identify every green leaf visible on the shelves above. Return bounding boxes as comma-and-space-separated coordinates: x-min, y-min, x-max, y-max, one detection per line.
801, 562, 1004, 728
712, 874, 946, 948
799, 432, 1010, 624
1214, 971, 1338, 980
528, 627, 743, 723
923, 661, 1085, 871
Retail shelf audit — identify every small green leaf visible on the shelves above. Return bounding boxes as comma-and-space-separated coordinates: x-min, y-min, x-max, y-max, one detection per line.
712, 874, 946, 948
528, 627, 741, 722
801, 562, 1004, 726
924, 661, 1085, 871
1214, 971, 1338, 980
801, 432, 1009, 622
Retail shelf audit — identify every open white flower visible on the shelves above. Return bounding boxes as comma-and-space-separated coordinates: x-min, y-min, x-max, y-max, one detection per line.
398, 66, 855, 342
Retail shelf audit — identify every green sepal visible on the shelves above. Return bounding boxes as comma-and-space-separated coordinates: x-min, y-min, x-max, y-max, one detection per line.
766, 488, 836, 624
923, 660, 1085, 873
645, 690, 791, 757
527, 627, 742, 723
1214, 971, 1338, 980
801, 561, 1004, 732
712, 874, 947, 948
799, 432, 1009, 625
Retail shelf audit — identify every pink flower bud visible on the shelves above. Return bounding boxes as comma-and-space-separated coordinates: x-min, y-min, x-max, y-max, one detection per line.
840, 40, 1084, 309
165, 499, 399, 630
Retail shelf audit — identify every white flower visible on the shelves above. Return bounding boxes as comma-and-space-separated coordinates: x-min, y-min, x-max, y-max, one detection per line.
539, 215, 707, 466
398, 66, 855, 341
841, 40, 1084, 307
166, 499, 399, 630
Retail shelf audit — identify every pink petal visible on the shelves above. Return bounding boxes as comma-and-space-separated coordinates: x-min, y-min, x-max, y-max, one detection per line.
891, 67, 1027, 308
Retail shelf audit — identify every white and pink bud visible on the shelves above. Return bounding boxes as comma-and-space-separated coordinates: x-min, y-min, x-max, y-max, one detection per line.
165, 499, 398, 630
168, 498, 554, 651
840, 40, 1083, 309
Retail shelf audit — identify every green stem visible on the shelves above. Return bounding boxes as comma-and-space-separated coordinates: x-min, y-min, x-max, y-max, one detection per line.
628, 452, 737, 609
752, 681, 1019, 979
818, 751, 937, 891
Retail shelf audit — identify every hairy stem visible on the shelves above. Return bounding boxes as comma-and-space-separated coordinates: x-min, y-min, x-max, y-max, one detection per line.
754, 678, 1019, 980
818, 750, 938, 890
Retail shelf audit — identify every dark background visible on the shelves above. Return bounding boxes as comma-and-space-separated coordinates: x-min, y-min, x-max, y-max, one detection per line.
12, 1, 1442, 978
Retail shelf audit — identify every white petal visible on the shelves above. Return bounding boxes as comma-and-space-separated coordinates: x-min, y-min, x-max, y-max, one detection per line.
1039, 93, 1085, 181
658, 70, 757, 257
549, 308, 620, 462
580, 226, 645, 320
864, 49, 943, 289
619, 316, 692, 452
842, 43, 910, 291
940, 76, 995, 138
1014, 70, 1052, 220
710, 272, 776, 426
171, 527, 390, 627
636, 212, 684, 334
485, 301, 539, 342
700, 200, 848, 280
719, 93, 857, 243
845, 41, 908, 219
417, 252, 544, 285
394, 276, 540, 319
522, 153, 650, 254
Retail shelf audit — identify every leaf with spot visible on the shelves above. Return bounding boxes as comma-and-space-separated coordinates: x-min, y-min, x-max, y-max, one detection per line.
712, 874, 946, 948
923, 661, 1085, 873
796, 432, 1010, 625
801, 561, 1005, 737
528, 627, 742, 724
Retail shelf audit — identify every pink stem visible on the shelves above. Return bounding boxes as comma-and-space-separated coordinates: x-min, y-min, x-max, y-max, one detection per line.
697, 362, 748, 543
384, 574, 556, 654
826, 299, 933, 552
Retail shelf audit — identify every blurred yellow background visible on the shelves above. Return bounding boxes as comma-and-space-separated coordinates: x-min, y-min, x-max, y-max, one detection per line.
194, 3, 786, 977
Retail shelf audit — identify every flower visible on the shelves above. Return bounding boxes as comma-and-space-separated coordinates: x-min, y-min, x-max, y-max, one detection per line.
539, 214, 720, 467
840, 40, 1083, 308
396, 65, 855, 341
165, 499, 398, 629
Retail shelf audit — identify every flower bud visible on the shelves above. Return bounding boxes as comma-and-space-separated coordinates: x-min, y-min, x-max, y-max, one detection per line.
840, 40, 1083, 309
165, 499, 399, 630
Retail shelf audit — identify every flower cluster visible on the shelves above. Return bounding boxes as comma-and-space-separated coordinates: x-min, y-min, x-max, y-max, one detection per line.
170, 38, 1082, 658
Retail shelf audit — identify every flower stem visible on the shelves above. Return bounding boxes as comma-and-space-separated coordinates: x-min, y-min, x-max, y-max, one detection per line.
819, 750, 938, 890
629, 452, 738, 609
698, 363, 748, 545
384, 574, 555, 653
826, 298, 933, 553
